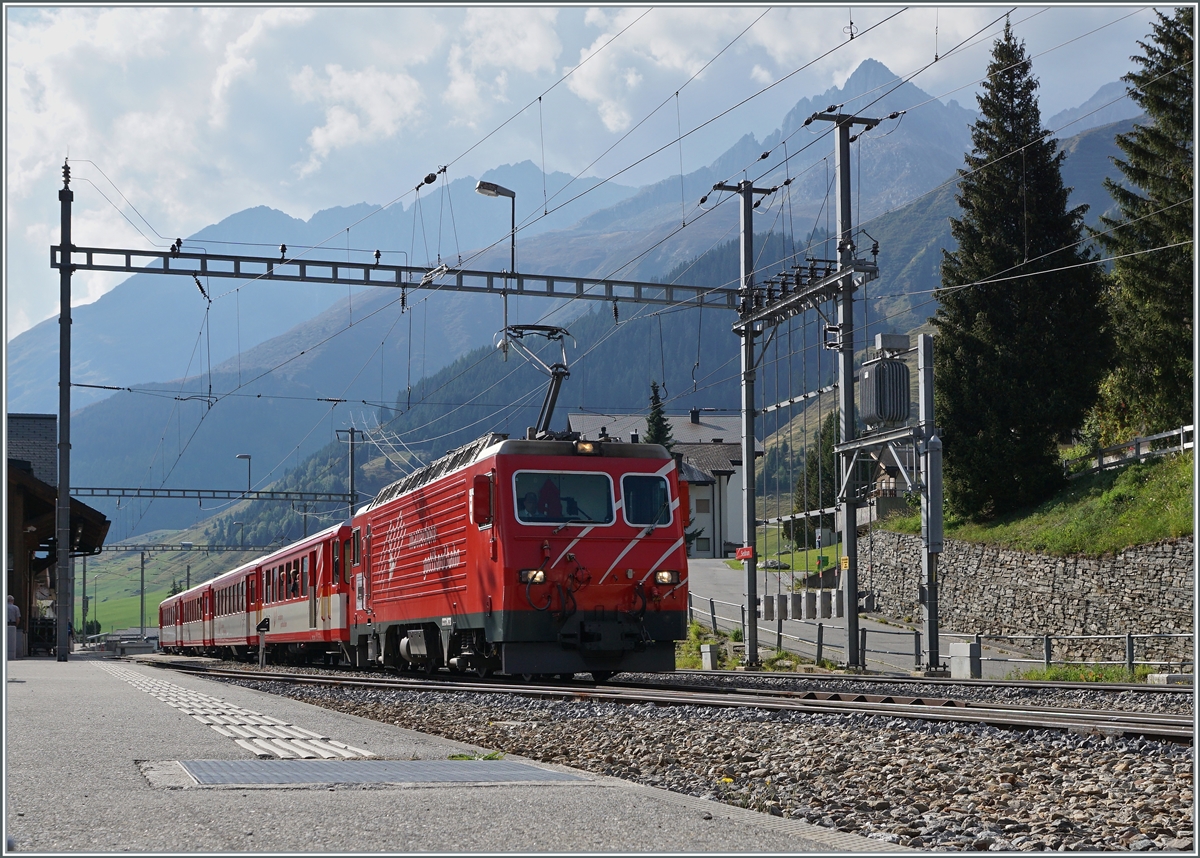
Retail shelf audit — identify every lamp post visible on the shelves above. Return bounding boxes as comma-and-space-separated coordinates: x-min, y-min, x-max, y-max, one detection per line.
233, 521, 245, 549
475, 180, 516, 358
236, 453, 251, 495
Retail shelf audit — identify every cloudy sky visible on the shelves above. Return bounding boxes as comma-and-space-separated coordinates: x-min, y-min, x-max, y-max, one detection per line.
5, 4, 1162, 340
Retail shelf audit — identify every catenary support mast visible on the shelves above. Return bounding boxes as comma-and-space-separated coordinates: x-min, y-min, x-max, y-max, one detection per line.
56, 161, 73, 662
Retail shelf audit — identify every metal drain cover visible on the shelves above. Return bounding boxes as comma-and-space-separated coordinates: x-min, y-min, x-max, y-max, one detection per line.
179, 759, 582, 786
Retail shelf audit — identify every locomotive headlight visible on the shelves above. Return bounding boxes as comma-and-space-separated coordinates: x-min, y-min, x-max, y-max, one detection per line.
519, 569, 546, 584
573, 440, 599, 455
654, 570, 679, 585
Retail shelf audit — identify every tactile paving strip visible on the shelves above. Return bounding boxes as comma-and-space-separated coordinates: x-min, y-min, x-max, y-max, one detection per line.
180, 758, 581, 785
96, 663, 374, 759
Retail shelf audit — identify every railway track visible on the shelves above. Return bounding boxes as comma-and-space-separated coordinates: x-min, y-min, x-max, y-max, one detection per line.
672, 667, 1195, 696
150, 660, 1193, 742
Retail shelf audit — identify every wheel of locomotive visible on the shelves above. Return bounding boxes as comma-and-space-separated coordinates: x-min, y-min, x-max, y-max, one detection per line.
591, 671, 615, 683
475, 663, 492, 679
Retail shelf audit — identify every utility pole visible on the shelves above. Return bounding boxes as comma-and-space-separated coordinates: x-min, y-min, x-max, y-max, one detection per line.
56, 160, 73, 662
812, 110, 879, 669
81, 555, 87, 640
140, 551, 145, 639
336, 428, 359, 519
918, 334, 944, 671
714, 178, 774, 669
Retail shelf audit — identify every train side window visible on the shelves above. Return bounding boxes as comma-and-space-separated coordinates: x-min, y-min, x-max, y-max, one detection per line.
343, 539, 353, 582
352, 529, 361, 566
332, 540, 340, 582
301, 556, 309, 597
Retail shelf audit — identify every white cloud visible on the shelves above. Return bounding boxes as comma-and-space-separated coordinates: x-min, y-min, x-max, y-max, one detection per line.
292, 64, 424, 177
442, 8, 561, 115
209, 8, 315, 127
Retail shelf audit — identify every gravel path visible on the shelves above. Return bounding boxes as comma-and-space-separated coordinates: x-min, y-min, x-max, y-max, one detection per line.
214, 673, 1194, 852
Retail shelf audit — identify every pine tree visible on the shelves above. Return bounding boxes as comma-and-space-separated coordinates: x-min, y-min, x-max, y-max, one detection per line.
933, 20, 1108, 520
643, 380, 674, 449
1090, 7, 1193, 442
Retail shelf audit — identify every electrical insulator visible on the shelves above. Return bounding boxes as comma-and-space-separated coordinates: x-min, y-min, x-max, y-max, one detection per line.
612, 300, 619, 325
765, 281, 775, 303
401, 286, 407, 311
374, 249, 381, 265
279, 244, 287, 259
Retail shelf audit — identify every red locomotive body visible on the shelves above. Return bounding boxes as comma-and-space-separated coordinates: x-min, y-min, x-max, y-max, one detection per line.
160, 433, 688, 677
349, 433, 689, 677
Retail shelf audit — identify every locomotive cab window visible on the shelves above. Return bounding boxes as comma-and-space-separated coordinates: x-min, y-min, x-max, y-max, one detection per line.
513, 471, 614, 525
622, 474, 672, 526
352, 529, 362, 566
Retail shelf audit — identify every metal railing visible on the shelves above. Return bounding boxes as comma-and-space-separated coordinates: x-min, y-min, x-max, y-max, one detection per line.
689, 592, 1194, 675
1062, 424, 1193, 478
942, 631, 1194, 674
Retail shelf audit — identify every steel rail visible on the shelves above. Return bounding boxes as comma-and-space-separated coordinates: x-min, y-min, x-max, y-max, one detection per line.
149, 662, 1193, 742
672, 669, 1194, 695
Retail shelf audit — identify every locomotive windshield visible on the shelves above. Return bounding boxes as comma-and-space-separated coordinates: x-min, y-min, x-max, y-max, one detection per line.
622, 474, 672, 526
514, 471, 614, 524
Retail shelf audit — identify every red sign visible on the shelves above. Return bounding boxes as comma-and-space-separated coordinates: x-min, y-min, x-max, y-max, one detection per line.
735, 546, 755, 561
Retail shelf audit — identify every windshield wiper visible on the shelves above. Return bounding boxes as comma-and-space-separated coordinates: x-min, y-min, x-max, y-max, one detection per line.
553, 511, 598, 533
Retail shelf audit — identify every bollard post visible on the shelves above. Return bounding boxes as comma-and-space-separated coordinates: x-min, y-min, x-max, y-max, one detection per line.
914, 629, 922, 669
709, 598, 718, 635
1043, 634, 1053, 669
816, 623, 824, 666
859, 628, 867, 670
1126, 633, 1135, 675
776, 612, 783, 652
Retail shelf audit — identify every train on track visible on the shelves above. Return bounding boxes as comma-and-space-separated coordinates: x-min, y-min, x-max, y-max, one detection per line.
160, 428, 691, 680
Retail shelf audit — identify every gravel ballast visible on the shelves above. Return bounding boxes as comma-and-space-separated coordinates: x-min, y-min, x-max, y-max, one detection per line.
214, 671, 1194, 852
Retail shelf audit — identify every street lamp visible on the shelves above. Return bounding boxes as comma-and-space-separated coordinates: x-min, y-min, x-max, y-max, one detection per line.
475, 180, 516, 359
233, 521, 245, 549
236, 453, 251, 495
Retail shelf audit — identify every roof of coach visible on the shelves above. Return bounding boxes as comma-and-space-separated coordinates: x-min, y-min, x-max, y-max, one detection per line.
364, 433, 673, 513
255, 520, 347, 566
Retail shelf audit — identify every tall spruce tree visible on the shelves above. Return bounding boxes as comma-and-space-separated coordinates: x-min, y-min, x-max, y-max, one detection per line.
1090, 7, 1194, 442
933, 21, 1108, 520
643, 380, 674, 449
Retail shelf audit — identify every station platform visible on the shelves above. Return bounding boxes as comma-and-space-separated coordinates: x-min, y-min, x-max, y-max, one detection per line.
4, 653, 903, 853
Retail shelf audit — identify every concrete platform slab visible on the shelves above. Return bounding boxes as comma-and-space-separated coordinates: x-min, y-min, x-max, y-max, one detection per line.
5, 654, 906, 853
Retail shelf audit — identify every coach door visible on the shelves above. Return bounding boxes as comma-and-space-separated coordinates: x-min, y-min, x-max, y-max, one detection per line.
203, 590, 214, 646
307, 551, 317, 629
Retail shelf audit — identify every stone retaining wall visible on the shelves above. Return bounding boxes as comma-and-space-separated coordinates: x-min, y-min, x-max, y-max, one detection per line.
859, 532, 1194, 666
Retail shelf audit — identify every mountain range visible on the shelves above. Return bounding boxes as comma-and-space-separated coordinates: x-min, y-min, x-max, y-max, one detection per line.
6, 59, 1140, 539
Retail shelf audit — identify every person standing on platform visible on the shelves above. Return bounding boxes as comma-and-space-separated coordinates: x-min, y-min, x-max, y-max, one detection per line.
7, 595, 21, 660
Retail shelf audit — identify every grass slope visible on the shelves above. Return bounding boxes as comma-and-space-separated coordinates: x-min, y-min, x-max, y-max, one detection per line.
885, 452, 1193, 556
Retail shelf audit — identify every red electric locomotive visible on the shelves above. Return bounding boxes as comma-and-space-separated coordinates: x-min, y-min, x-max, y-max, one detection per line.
347, 431, 689, 678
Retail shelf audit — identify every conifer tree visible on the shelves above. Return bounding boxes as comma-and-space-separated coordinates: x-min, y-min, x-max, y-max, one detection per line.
643, 380, 674, 449
1090, 7, 1193, 442
933, 21, 1108, 519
